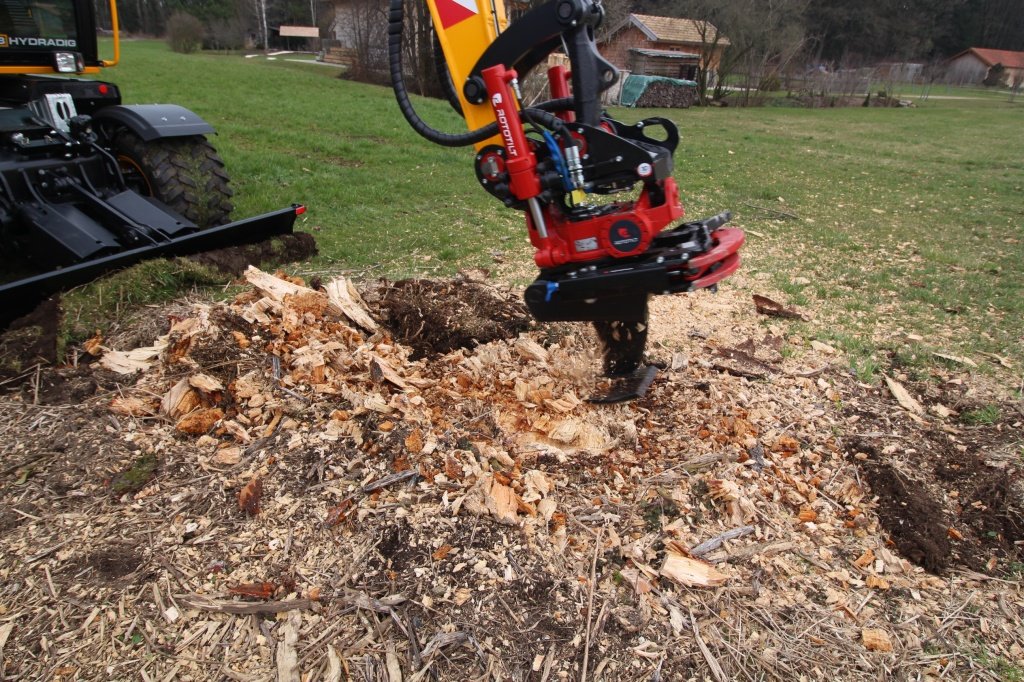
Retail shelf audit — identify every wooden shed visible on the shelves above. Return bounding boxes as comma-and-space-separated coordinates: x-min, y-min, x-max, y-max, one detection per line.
599, 14, 728, 83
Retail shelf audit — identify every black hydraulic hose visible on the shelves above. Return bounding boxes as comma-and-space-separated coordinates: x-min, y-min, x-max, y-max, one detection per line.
389, 0, 498, 147
388, 0, 580, 148
522, 106, 577, 149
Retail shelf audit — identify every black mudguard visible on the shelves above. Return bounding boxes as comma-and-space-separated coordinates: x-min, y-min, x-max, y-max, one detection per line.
93, 104, 216, 142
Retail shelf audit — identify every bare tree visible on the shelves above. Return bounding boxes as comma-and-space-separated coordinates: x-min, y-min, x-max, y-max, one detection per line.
253, 0, 269, 48
649, 0, 808, 105
335, 0, 388, 82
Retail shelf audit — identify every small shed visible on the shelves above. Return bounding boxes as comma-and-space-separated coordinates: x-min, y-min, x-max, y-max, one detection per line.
945, 47, 1024, 86
599, 14, 728, 83
628, 48, 700, 80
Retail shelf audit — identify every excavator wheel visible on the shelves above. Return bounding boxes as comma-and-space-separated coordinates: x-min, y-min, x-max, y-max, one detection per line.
114, 131, 235, 229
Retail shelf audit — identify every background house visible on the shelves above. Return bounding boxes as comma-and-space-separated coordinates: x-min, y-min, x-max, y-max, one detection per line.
945, 47, 1024, 86
598, 14, 728, 84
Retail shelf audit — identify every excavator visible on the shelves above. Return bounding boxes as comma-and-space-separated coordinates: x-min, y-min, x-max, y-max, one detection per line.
0, 0, 302, 330
389, 0, 744, 400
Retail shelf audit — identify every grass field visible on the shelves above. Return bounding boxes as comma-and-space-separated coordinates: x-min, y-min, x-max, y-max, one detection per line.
72, 40, 1024, 387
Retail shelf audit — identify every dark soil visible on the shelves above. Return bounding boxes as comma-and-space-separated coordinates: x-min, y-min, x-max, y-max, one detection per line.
82, 546, 144, 580
851, 445, 951, 573
844, 382, 1024, 575
371, 278, 533, 359
187, 232, 318, 276
0, 297, 60, 378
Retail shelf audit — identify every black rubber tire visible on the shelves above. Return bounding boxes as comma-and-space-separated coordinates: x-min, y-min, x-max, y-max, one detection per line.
114, 131, 234, 229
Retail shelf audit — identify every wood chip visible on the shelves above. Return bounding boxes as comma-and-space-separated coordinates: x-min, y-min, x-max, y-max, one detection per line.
239, 477, 263, 516
883, 375, 924, 416
484, 476, 519, 525
109, 396, 158, 417
752, 294, 806, 320
932, 352, 977, 368
98, 341, 168, 374
369, 355, 409, 390
276, 612, 301, 682
325, 277, 378, 331
228, 582, 276, 599
245, 265, 315, 301
161, 378, 200, 418
861, 628, 893, 652
176, 407, 224, 435
810, 340, 838, 354
661, 543, 728, 587
189, 373, 225, 393
514, 336, 549, 363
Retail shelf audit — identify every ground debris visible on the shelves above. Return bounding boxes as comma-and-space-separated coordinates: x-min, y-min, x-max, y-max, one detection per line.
0, 271, 1021, 681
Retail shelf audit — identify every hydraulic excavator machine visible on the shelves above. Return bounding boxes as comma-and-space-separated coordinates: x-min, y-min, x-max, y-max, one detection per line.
389, 0, 744, 400
0, 0, 303, 329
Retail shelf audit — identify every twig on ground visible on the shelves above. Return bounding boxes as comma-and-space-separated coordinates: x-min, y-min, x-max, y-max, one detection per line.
580, 526, 604, 682
691, 526, 755, 557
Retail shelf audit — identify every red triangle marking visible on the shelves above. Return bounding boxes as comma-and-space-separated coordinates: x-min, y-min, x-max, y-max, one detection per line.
437, 0, 477, 29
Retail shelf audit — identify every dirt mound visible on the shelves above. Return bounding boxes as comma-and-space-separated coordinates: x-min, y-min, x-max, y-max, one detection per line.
853, 452, 952, 572
370, 277, 533, 358
844, 383, 1024, 573
0, 297, 59, 378
188, 232, 318, 276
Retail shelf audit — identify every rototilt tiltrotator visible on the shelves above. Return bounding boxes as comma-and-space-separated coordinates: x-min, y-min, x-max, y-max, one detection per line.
389, 0, 744, 401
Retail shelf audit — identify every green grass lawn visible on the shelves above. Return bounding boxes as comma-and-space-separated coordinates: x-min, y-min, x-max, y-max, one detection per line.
79, 40, 1023, 383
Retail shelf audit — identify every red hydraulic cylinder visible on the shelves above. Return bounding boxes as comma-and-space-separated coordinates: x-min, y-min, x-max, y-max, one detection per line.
546, 65, 575, 122
481, 64, 541, 201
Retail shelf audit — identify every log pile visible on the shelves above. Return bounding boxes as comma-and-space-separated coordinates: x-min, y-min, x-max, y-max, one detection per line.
635, 80, 699, 108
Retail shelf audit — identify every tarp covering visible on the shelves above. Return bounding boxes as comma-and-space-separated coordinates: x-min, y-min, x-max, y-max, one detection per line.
618, 74, 697, 107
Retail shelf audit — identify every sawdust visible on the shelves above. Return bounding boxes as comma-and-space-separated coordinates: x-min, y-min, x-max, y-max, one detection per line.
0, 267, 1021, 681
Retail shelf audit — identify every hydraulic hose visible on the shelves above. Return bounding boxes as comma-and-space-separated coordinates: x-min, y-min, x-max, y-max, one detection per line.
389, 0, 580, 148
389, 0, 498, 147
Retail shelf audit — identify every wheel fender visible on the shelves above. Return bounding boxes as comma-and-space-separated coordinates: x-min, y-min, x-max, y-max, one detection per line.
93, 104, 216, 142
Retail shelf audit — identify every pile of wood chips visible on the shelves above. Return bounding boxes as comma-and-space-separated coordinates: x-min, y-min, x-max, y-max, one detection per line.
0, 265, 1021, 681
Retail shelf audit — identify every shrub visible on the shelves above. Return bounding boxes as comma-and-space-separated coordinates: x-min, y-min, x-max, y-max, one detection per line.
167, 12, 204, 54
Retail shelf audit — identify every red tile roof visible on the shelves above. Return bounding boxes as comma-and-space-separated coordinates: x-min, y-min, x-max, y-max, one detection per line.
955, 48, 1024, 69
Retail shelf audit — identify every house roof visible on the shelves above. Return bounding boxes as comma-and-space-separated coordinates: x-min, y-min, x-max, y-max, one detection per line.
951, 47, 1024, 70
610, 13, 729, 47
629, 48, 700, 61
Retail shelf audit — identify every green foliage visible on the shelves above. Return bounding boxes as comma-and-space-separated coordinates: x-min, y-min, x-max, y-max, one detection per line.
961, 405, 1001, 425
166, 12, 204, 53
110, 454, 160, 496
